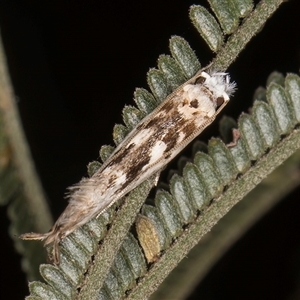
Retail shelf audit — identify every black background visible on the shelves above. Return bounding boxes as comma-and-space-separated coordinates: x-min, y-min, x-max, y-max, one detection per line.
0, 0, 300, 299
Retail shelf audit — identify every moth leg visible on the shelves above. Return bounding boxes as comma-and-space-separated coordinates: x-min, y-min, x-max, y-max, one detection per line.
152, 167, 165, 186
153, 173, 160, 186
52, 238, 60, 265
227, 128, 241, 148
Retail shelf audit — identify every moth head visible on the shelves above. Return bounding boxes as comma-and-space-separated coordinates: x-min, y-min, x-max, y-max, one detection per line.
197, 71, 236, 106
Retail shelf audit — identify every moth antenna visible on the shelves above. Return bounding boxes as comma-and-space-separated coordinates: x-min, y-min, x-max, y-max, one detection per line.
20, 232, 50, 241
20, 228, 62, 264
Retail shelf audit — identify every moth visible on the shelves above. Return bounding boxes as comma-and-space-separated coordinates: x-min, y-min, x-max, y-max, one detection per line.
21, 69, 236, 264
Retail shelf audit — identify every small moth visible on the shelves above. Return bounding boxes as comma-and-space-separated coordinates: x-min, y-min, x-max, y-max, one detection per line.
21, 70, 236, 264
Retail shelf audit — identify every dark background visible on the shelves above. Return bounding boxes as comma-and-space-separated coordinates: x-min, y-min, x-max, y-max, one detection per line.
0, 0, 300, 299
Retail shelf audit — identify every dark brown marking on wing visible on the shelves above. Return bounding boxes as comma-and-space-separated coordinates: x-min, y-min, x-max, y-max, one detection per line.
135, 123, 144, 131
106, 142, 136, 167
164, 153, 172, 159
156, 99, 176, 116
190, 99, 199, 108
181, 121, 198, 138
113, 92, 206, 191
145, 118, 157, 130
163, 132, 179, 153
216, 97, 224, 107
119, 145, 152, 189
194, 76, 206, 84
182, 98, 189, 106
119, 104, 183, 189
144, 99, 178, 131
160, 112, 186, 153
126, 142, 136, 150
108, 174, 118, 185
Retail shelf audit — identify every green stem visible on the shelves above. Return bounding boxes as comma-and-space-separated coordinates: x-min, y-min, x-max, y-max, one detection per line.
0, 35, 52, 233
212, 0, 286, 71
128, 128, 300, 299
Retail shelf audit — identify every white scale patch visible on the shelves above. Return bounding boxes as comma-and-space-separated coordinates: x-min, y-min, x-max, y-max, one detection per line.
146, 140, 168, 166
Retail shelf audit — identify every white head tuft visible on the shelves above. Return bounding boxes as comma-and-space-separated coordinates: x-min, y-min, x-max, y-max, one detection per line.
200, 71, 236, 100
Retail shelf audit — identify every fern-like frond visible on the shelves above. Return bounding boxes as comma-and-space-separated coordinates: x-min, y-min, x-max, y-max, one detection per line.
132, 71, 300, 299
21, 0, 292, 299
